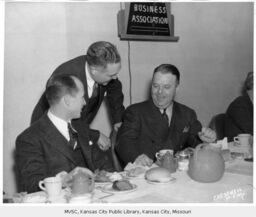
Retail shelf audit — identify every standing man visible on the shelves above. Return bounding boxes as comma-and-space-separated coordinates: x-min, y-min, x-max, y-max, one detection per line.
31, 41, 124, 151
16, 75, 96, 193
116, 64, 216, 167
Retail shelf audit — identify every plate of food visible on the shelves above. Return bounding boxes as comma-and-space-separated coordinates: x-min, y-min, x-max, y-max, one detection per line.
95, 170, 125, 185
94, 170, 112, 184
145, 167, 176, 184
102, 180, 137, 194
126, 167, 146, 178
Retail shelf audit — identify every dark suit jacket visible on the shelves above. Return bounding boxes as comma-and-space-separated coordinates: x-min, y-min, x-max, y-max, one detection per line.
225, 93, 253, 141
116, 99, 202, 165
31, 55, 124, 143
16, 113, 114, 193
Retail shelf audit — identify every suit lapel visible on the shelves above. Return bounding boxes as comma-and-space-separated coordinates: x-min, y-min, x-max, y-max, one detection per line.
146, 100, 169, 138
72, 120, 95, 171
40, 114, 77, 165
167, 102, 187, 150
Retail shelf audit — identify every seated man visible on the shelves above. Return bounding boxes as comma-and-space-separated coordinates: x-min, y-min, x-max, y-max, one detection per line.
16, 75, 114, 193
225, 71, 253, 141
116, 64, 216, 167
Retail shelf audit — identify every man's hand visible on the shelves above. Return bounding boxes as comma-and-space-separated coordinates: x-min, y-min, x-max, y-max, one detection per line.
198, 127, 217, 143
134, 154, 153, 167
97, 132, 111, 151
113, 122, 122, 131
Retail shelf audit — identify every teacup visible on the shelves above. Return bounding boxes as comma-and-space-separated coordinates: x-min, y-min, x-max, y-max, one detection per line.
234, 134, 252, 158
39, 177, 62, 198
234, 134, 251, 147
155, 149, 174, 160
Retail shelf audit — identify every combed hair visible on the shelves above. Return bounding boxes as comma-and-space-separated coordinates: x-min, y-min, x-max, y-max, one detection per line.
86, 41, 121, 68
45, 75, 78, 106
153, 64, 180, 83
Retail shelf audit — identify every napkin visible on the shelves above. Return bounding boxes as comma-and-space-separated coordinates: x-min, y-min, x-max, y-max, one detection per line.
209, 137, 228, 150
124, 162, 158, 178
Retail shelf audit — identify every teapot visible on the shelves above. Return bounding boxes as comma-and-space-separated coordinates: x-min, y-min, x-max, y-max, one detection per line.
188, 143, 225, 183
159, 152, 178, 173
71, 172, 95, 195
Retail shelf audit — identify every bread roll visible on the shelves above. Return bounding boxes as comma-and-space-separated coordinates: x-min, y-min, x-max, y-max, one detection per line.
145, 167, 172, 182
112, 180, 133, 191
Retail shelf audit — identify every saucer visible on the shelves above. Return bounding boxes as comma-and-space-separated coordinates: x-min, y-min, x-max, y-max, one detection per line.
69, 194, 92, 204
146, 177, 176, 185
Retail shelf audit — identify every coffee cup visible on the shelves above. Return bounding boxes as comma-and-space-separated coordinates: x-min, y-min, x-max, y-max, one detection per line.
234, 134, 251, 147
155, 149, 173, 160
234, 134, 252, 158
39, 177, 62, 198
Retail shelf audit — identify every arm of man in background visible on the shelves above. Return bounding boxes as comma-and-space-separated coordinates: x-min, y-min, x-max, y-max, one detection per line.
115, 106, 143, 165
31, 92, 49, 125
105, 78, 125, 130
181, 112, 216, 148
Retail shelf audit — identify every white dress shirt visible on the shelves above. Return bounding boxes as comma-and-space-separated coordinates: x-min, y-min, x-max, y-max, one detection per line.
85, 62, 95, 98
47, 110, 70, 141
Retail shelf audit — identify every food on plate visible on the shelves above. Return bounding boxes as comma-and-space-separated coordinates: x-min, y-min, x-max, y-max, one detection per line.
108, 172, 123, 182
127, 167, 146, 177
145, 167, 172, 182
112, 180, 134, 191
94, 170, 111, 182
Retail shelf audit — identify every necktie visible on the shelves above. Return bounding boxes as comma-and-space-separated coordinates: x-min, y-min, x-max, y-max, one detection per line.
68, 123, 78, 149
91, 82, 98, 98
162, 108, 169, 126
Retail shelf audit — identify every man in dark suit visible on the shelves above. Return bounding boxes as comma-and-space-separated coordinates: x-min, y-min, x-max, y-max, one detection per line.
116, 64, 216, 166
225, 71, 253, 141
31, 41, 124, 151
16, 75, 114, 193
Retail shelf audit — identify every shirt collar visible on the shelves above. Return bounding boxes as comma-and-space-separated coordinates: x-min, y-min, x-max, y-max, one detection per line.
85, 62, 95, 88
160, 103, 173, 114
47, 110, 70, 141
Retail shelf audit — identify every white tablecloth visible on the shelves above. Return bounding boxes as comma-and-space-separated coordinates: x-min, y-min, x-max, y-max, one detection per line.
94, 143, 253, 203
16, 142, 253, 203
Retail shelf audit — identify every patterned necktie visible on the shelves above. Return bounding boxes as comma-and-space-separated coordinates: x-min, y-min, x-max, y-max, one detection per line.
91, 82, 98, 98
162, 108, 169, 126
67, 123, 78, 149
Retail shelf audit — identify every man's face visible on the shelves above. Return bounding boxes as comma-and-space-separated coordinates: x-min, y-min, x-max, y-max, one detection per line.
69, 78, 86, 119
151, 71, 178, 109
90, 62, 121, 85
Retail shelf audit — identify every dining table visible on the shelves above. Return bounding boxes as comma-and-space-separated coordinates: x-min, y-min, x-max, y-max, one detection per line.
10, 142, 253, 203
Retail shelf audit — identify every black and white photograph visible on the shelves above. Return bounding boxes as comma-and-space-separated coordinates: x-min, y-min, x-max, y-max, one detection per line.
0, 0, 255, 216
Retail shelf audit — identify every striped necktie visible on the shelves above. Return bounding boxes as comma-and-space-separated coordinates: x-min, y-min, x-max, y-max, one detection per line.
91, 82, 98, 98
162, 108, 169, 126
67, 123, 78, 149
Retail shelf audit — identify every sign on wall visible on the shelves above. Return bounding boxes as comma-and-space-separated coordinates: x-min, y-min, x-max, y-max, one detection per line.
118, 2, 179, 41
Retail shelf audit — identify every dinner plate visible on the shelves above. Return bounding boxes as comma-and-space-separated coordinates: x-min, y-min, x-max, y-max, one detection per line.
102, 183, 137, 194
95, 181, 112, 186
146, 177, 176, 185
